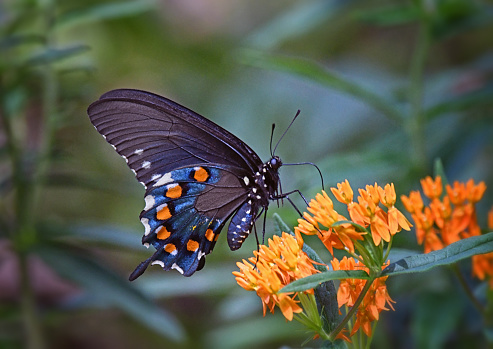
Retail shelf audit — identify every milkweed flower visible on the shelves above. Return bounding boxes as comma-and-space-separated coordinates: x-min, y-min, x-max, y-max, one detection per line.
331, 256, 395, 338
403, 176, 492, 288
401, 176, 486, 253
296, 181, 411, 254
233, 231, 320, 321
471, 206, 493, 289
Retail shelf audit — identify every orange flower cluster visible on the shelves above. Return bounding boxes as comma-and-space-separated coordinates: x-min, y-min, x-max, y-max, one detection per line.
472, 206, 493, 288
295, 180, 411, 252
233, 231, 319, 321
401, 176, 487, 253
331, 257, 395, 338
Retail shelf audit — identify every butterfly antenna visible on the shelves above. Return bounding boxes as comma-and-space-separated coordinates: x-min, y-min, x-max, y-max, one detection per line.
283, 161, 325, 191
269, 123, 276, 157
272, 109, 300, 156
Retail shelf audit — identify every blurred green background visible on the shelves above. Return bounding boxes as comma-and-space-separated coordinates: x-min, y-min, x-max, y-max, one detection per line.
1, 0, 492, 348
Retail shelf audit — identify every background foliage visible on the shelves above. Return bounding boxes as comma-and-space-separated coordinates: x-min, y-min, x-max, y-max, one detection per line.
1, 0, 492, 348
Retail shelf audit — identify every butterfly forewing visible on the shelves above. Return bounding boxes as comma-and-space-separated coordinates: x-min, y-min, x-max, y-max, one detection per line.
87, 89, 280, 279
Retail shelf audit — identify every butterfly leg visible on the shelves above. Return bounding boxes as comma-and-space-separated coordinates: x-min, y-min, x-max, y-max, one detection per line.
273, 189, 324, 236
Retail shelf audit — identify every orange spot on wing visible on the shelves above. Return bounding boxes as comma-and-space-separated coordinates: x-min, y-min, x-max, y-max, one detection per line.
187, 240, 199, 252
156, 205, 172, 220
166, 184, 182, 198
194, 167, 209, 182
205, 229, 215, 242
156, 226, 171, 240
164, 243, 176, 254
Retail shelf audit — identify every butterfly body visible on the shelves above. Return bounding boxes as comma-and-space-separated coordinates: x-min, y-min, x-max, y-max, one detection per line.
87, 89, 282, 279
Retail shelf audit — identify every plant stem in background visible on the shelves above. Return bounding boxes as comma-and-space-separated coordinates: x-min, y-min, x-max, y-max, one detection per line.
407, 16, 431, 174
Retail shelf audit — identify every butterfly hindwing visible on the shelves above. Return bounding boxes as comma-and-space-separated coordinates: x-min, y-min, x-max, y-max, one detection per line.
133, 164, 254, 277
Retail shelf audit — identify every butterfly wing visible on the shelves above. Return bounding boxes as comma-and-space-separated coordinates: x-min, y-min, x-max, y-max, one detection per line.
88, 89, 262, 188
87, 89, 263, 278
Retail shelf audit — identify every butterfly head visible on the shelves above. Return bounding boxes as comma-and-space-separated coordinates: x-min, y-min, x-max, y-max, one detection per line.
268, 156, 282, 171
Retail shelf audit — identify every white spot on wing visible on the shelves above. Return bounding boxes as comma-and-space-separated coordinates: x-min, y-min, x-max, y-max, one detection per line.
144, 242, 150, 248
134, 149, 144, 155
141, 218, 151, 236
144, 195, 155, 211
142, 160, 151, 169
172, 263, 184, 274
243, 176, 249, 185
198, 251, 205, 260
156, 203, 167, 213
152, 260, 164, 267
153, 172, 173, 187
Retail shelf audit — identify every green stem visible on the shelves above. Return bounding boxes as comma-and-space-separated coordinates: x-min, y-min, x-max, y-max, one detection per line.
407, 14, 431, 173
451, 264, 485, 316
19, 252, 45, 349
328, 274, 377, 341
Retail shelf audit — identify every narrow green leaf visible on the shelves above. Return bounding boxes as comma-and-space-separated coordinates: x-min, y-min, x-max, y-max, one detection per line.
246, 0, 350, 49
425, 85, 493, 119
26, 45, 89, 65
56, 0, 155, 29
238, 49, 403, 123
433, 158, 449, 188
69, 224, 143, 250
38, 247, 185, 342
332, 220, 367, 233
280, 270, 370, 293
353, 4, 421, 26
382, 232, 493, 277
273, 212, 293, 235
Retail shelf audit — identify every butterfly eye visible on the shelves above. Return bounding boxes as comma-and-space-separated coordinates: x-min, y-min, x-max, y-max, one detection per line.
270, 156, 282, 169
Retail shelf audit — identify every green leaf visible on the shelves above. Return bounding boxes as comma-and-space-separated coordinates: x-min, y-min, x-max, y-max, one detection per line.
56, 0, 156, 29
382, 232, 493, 277
280, 270, 370, 293
238, 49, 403, 123
246, 0, 351, 49
332, 220, 367, 233
432, 158, 449, 188
26, 45, 90, 65
38, 246, 185, 342
425, 84, 493, 119
273, 212, 293, 235
353, 4, 421, 26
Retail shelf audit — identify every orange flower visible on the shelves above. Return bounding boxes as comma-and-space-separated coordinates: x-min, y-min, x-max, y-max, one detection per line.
331, 256, 395, 339
403, 176, 487, 252
331, 179, 353, 204
295, 190, 365, 254
233, 232, 319, 321
471, 206, 493, 289
420, 176, 443, 200
401, 191, 424, 214
298, 181, 410, 254
472, 253, 493, 289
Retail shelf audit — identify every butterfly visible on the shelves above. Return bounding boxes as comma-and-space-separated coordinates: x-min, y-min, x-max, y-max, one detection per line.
87, 89, 300, 280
